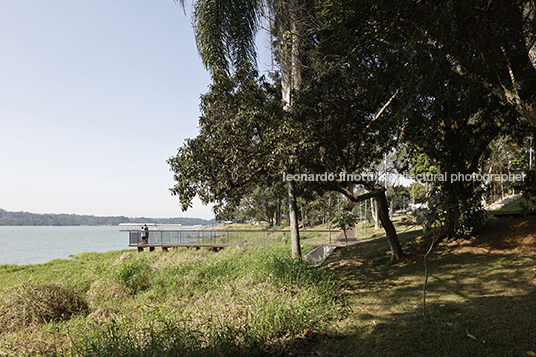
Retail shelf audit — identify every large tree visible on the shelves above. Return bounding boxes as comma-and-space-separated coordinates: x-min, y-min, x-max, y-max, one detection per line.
174, 0, 409, 260
289, 64, 405, 261
305, 0, 534, 237
171, 0, 536, 257
168, 64, 287, 222
393, 0, 525, 235
282, 0, 408, 260
181, 0, 312, 258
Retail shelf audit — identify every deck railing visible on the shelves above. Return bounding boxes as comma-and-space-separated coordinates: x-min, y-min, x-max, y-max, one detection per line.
126, 230, 228, 246
122, 229, 340, 247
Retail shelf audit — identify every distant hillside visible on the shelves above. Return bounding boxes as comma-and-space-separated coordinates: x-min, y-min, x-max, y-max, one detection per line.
0, 209, 217, 226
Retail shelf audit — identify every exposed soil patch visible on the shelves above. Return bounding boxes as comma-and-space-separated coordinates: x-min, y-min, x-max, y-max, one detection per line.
401, 216, 536, 260
270, 329, 342, 357
435, 216, 536, 256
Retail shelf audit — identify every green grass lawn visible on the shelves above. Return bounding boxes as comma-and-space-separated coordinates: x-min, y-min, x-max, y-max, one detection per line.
298, 214, 422, 246
494, 196, 536, 212
0, 217, 534, 356
315, 249, 536, 356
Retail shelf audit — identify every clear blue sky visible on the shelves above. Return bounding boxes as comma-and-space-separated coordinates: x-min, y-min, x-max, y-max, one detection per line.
0, 1, 272, 219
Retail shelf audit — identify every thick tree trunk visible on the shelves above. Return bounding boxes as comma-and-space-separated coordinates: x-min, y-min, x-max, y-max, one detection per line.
288, 180, 301, 259
371, 197, 381, 230
522, 1, 536, 72
375, 192, 404, 261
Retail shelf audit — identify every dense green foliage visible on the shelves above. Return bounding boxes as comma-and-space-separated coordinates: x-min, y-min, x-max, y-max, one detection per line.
518, 169, 536, 212
0, 208, 216, 226
303, 0, 536, 237
168, 64, 286, 219
233, 185, 285, 226
174, 0, 536, 246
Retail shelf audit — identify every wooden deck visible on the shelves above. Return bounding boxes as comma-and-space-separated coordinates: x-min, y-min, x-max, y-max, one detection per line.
132, 243, 243, 252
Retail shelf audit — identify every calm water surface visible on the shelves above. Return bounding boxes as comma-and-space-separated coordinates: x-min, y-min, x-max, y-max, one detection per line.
0, 226, 129, 265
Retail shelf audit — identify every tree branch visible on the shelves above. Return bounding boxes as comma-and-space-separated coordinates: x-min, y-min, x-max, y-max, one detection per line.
372, 88, 400, 122
447, 54, 536, 127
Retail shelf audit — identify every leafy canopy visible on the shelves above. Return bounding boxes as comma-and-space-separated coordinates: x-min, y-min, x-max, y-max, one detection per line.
167, 63, 287, 219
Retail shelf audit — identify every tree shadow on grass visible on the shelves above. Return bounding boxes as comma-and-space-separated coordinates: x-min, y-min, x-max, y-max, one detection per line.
305, 250, 536, 357
304, 290, 536, 357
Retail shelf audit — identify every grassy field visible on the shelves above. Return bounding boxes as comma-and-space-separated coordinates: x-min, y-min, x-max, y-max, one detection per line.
302, 216, 536, 356
495, 196, 536, 212
289, 215, 422, 246
0, 216, 535, 356
0, 243, 340, 356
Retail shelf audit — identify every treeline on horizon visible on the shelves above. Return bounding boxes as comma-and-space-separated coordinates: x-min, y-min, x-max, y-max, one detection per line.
0, 208, 217, 226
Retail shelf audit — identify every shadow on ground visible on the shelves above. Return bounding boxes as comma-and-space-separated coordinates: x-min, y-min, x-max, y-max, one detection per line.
291, 216, 536, 356
297, 290, 536, 357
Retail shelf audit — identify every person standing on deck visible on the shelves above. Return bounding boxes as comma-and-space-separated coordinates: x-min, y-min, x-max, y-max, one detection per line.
143, 224, 149, 244
141, 226, 147, 244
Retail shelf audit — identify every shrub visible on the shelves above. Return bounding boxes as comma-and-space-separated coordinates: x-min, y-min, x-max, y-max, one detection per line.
111, 258, 152, 294
87, 278, 131, 309
0, 282, 88, 333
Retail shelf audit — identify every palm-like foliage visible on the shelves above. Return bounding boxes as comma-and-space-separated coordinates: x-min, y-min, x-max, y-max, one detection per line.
176, 0, 306, 258
176, 0, 264, 75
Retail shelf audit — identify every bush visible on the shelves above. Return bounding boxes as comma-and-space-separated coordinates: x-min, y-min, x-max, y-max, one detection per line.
0, 282, 88, 333
87, 278, 132, 309
455, 204, 497, 237
111, 258, 152, 294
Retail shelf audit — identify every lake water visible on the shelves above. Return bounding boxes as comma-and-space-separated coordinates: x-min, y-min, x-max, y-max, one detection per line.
0, 226, 131, 265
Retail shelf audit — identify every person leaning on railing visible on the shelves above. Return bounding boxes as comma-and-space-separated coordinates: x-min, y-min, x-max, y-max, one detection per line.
141, 226, 147, 244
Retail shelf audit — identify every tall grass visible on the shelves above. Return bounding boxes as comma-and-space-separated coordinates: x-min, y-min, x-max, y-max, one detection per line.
0, 282, 88, 333
0, 245, 341, 356
111, 257, 152, 294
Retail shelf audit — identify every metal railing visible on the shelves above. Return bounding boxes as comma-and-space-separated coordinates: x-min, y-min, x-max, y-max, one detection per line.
123, 229, 340, 247
127, 230, 228, 246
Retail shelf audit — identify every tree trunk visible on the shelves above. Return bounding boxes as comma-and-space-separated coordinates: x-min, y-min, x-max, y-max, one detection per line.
371, 197, 381, 230
267, 216, 274, 228
500, 167, 505, 200
522, 1, 536, 72
280, 4, 303, 258
375, 192, 404, 261
281, 1, 303, 108
288, 180, 301, 259
275, 0, 306, 257
275, 200, 282, 226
